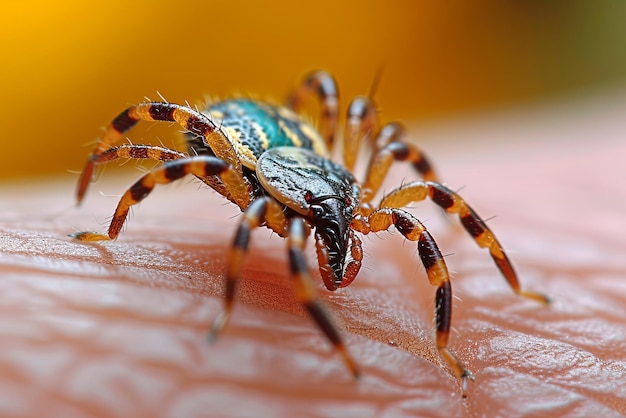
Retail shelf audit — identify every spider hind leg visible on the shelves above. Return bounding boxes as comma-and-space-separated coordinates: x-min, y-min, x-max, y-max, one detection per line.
76, 102, 249, 208
71, 155, 242, 242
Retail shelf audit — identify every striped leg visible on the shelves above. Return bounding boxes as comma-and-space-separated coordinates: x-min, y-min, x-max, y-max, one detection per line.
288, 217, 360, 378
208, 197, 287, 342
79, 144, 232, 203
77, 102, 249, 208
352, 208, 474, 392
360, 123, 438, 205
343, 96, 377, 172
77, 145, 185, 202
287, 70, 339, 149
377, 181, 550, 304
71, 156, 244, 242
84, 144, 185, 165
208, 196, 288, 341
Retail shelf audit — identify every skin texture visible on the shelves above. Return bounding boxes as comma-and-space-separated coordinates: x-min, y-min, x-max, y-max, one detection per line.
0, 94, 625, 417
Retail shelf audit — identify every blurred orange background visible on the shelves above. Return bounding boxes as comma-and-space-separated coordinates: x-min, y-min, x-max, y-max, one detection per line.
1, 1, 625, 180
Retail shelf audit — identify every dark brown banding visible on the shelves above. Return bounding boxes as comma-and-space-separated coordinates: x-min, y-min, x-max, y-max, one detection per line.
112, 108, 138, 133
130, 146, 150, 159
387, 142, 410, 161
89, 145, 185, 165
412, 157, 433, 176
418, 231, 441, 271
392, 211, 416, 236
429, 183, 455, 209
493, 251, 517, 284
460, 209, 486, 238
185, 115, 214, 137
233, 198, 267, 252
129, 180, 152, 203
148, 103, 177, 122
233, 223, 251, 251
306, 301, 343, 346
435, 282, 452, 334
163, 162, 188, 181
204, 158, 229, 176
289, 247, 309, 276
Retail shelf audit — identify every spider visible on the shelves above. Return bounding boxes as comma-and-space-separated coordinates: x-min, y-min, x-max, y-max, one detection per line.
72, 70, 549, 394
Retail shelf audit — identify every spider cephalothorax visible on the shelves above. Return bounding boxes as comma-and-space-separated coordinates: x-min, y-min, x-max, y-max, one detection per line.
256, 146, 360, 290
72, 70, 548, 396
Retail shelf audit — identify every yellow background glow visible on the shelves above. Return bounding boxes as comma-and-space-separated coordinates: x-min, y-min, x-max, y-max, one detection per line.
1, 1, 624, 179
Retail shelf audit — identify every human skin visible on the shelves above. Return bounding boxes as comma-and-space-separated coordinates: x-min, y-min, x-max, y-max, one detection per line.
0, 95, 625, 417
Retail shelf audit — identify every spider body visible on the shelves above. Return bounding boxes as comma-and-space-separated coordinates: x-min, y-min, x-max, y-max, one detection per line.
257, 146, 360, 287
72, 71, 548, 395
187, 99, 360, 287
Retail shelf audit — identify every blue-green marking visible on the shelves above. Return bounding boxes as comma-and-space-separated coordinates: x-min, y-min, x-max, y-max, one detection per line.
208, 99, 318, 160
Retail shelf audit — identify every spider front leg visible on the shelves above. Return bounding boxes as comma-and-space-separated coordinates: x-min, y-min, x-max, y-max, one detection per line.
352, 208, 474, 392
208, 198, 359, 379
77, 102, 249, 208
360, 122, 438, 205
85, 144, 186, 166
343, 96, 377, 172
208, 196, 288, 340
76, 144, 185, 200
378, 181, 550, 304
288, 217, 360, 378
79, 144, 233, 203
71, 155, 247, 242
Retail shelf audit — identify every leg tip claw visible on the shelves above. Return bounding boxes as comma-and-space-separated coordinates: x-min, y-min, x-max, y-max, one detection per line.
205, 332, 218, 344
207, 311, 230, 344
69, 232, 111, 242
347, 359, 361, 380
520, 290, 551, 305
461, 368, 475, 398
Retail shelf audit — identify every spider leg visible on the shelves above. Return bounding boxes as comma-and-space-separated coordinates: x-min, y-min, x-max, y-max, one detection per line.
343, 96, 377, 172
376, 181, 549, 304
208, 196, 288, 341
360, 122, 438, 205
77, 102, 249, 208
287, 70, 339, 150
79, 144, 232, 203
71, 156, 246, 242
351, 208, 474, 392
209, 201, 359, 378
288, 217, 360, 378
86, 144, 186, 164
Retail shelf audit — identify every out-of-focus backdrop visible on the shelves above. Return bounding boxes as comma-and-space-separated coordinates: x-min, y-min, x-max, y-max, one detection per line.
1, 1, 625, 180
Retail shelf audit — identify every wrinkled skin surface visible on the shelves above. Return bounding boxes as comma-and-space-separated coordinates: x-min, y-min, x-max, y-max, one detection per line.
1, 97, 625, 417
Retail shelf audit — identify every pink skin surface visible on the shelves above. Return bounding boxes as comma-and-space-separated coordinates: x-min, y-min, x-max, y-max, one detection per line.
0, 94, 625, 417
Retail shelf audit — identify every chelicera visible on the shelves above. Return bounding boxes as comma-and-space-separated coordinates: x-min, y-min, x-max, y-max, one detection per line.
72, 71, 549, 394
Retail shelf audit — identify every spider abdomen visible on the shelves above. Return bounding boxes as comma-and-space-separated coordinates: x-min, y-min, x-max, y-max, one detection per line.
189, 99, 329, 170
